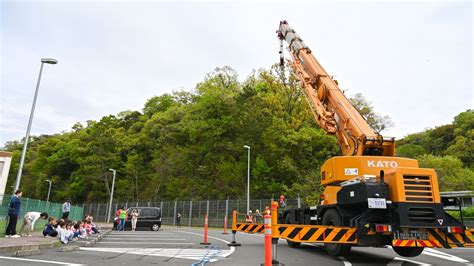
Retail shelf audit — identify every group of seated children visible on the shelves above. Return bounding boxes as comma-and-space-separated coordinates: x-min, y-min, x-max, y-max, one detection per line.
42, 214, 100, 244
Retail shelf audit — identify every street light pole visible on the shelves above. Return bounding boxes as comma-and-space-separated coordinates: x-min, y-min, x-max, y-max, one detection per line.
244, 145, 251, 214
45, 179, 52, 202
15, 58, 58, 192
107, 168, 116, 223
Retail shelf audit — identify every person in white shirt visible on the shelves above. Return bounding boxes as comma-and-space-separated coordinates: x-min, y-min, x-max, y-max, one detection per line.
19, 212, 48, 237
56, 221, 69, 244
62, 199, 71, 219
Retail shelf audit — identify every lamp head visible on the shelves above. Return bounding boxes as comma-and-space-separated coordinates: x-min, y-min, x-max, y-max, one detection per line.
41, 58, 58, 64
244, 145, 250, 149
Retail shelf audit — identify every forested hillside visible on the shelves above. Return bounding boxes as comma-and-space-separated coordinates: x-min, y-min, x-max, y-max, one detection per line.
2, 66, 472, 204
3, 67, 339, 204
396, 109, 474, 191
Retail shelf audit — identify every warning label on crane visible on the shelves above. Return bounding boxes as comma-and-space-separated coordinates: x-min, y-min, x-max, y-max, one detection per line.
344, 168, 358, 175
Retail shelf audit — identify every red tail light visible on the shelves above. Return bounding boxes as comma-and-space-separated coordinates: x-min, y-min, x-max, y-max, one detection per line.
375, 224, 392, 233
448, 226, 463, 233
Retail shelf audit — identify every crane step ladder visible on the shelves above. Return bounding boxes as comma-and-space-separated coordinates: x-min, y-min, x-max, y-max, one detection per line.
229, 202, 474, 249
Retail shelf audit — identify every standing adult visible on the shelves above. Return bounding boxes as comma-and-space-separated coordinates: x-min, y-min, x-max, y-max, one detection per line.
279, 195, 286, 208
62, 199, 71, 219
130, 209, 139, 232
115, 209, 121, 231
5, 190, 22, 238
245, 210, 254, 224
118, 206, 127, 231
255, 209, 262, 223
176, 212, 181, 228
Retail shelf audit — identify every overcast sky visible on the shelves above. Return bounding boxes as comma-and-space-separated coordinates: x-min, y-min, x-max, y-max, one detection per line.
1, 1, 472, 147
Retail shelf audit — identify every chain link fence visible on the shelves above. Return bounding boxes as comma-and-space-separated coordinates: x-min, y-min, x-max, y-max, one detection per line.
78, 197, 304, 227
78, 198, 474, 228
0, 195, 84, 237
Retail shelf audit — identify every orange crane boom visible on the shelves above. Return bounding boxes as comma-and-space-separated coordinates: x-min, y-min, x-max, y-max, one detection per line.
277, 20, 395, 157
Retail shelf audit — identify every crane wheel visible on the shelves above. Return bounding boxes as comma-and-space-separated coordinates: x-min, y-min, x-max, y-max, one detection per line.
322, 209, 351, 256
285, 215, 301, 248
392, 246, 424, 257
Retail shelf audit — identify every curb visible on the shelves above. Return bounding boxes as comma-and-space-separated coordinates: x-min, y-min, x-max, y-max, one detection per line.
59, 245, 80, 252
83, 229, 112, 247
13, 248, 42, 257
0, 240, 61, 254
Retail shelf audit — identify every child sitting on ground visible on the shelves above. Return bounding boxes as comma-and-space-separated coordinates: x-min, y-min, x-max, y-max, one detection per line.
43, 217, 58, 237
66, 223, 75, 242
57, 221, 69, 244
86, 220, 98, 234
83, 219, 92, 235
72, 222, 81, 240
78, 221, 88, 239
86, 216, 100, 234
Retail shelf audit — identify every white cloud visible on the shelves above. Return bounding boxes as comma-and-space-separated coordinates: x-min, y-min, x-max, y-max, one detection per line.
0, 1, 472, 146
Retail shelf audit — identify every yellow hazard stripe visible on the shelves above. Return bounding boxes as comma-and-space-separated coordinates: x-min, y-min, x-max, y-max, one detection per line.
235, 223, 264, 234
277, 225, 357, 244
464, 229, 474, 247
392, 239, 416, 247
427, 229, 474, 248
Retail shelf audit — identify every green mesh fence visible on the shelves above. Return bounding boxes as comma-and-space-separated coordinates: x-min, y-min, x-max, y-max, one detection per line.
0, 195, 83, 237
78, 198, 302, 228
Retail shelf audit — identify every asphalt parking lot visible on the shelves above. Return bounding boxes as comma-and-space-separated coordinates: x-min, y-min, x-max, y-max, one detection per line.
0, 227, 473, 265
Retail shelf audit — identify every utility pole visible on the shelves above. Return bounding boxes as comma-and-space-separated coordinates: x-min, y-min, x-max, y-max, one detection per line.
107, 169, 116, 223
15, 58, 58, 192
244, 145, 251, 214
45, 179, 52, 202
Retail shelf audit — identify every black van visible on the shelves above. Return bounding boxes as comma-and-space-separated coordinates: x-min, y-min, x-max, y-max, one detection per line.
113, 207, 162, 231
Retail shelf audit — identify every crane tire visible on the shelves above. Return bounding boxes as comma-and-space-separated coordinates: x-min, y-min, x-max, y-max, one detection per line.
285, 215, 301, 248
392, 246, 424, 257
322, 209, 352, 256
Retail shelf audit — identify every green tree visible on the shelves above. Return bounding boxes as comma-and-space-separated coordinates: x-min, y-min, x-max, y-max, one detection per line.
417, 154, 474, 191
349, 93, 394, 133
1, 66, 405, 204
396, 144, 426, 158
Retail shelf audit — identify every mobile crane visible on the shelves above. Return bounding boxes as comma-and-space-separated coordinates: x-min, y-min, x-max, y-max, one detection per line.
275, 20, 471, 257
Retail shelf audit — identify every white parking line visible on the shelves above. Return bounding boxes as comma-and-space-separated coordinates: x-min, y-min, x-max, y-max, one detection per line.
0, 256, 84, 265
107, 233, 176, 235
422, 248, 470, 263
80, 231, 235, 262
107, 233, 174, 236
387, 245, 470, 264
175, 230, 236, 257
106, 235, 180, 237
82, 230, 235, 263
109, 232, 174, 234
97, 241, 196, 245
103, 237, 184, 241
102, 238, 187, 241
389, 257, 431, 266
80, 247, 228, 262
386, 259, 403, 266
338, 256, 352, 266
